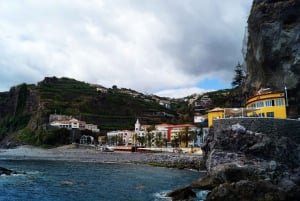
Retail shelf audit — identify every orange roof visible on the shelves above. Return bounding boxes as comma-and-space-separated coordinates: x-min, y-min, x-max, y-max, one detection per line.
155, 123, 196, 128
156, 123, 172, 127
170, 124, 196, 128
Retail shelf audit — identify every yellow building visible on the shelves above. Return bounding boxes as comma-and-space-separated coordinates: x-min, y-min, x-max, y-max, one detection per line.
208, 107, 224, 127
207, 91, 287, 127
246, 91, 287, 118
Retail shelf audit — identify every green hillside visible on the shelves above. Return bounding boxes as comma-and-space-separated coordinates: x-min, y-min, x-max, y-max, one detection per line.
0, 76, 240, 147
0, 77, 182, 147
38, 77, 177, 131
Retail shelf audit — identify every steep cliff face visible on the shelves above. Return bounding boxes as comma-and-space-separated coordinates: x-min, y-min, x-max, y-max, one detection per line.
0, 84, 39, 117
0, 84, 40, 146
245, 0, 300, 117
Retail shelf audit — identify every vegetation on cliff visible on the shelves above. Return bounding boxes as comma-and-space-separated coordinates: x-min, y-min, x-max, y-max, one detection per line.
0, 76, 245, 147
0, 77, 190, 146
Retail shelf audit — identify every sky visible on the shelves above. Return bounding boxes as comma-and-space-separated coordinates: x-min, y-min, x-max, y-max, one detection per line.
0, 0, 252, 98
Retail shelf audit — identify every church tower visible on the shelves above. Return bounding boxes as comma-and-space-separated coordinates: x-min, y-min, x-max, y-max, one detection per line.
135, 119, 141, 132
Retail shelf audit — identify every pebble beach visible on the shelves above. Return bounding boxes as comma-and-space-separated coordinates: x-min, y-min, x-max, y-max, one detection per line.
0, 145, 203, 170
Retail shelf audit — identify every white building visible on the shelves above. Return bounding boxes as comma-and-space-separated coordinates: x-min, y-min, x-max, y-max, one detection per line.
50, 118, 85, 129
107, 130, 133, 145
85, 124, 100, 132
50, 118, 99, 132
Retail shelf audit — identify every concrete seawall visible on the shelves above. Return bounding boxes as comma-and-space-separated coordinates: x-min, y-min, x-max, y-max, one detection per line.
213, 118, 300, 144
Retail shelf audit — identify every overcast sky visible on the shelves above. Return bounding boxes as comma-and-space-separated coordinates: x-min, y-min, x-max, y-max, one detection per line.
0, 0, 252, 98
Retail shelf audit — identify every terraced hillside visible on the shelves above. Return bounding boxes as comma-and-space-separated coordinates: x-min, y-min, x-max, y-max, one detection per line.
0, 77, 178, 146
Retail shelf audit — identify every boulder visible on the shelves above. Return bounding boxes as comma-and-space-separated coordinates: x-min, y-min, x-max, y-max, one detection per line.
166, 185, 196, 201
0, 167, 14, 175
206, 180, 286, 201
168, 122, 299, 200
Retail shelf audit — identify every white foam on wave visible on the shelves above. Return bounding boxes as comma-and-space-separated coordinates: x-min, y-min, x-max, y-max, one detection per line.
153, 190, 172, 201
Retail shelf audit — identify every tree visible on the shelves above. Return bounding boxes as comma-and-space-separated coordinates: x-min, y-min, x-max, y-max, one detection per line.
137, 136, 145, 146
155, 132, 163, 148
189, 130, 198, 146
132, 133, 138, 146
146, 132, 154, 147
231, 62, 245, 88
146, 125, 155, 147
180, 127, 189, 148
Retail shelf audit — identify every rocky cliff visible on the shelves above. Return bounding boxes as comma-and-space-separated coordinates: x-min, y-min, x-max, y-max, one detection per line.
245, 0, 300, 118
0, 84, 40, 145
168, 120, 300, 201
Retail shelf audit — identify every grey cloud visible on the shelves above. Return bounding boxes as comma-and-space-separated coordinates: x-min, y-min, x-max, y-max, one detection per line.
0, 0, 252, 96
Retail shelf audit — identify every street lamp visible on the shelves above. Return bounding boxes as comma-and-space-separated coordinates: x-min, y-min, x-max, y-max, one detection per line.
285, 86, 289, 107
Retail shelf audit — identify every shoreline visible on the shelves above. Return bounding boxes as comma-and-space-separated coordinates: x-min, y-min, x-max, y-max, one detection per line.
0, 145, 204, 170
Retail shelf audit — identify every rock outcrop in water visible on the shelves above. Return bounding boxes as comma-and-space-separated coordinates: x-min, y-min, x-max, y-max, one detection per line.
244, 0, 300, 117
168, 122, 300, 201
0, 167, 15, 175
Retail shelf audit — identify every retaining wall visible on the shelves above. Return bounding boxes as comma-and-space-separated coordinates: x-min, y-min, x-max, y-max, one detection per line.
213, 118, 300, 144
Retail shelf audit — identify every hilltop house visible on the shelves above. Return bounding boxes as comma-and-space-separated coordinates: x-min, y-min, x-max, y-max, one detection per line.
50, 118, 85, 129
49, 114, 99, 133
159, 100, 171, 109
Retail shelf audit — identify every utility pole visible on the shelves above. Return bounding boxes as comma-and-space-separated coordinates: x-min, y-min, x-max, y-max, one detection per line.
285, 86, 289, 107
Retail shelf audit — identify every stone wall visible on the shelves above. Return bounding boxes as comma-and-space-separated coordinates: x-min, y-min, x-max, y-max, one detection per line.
213, 118, 300, 144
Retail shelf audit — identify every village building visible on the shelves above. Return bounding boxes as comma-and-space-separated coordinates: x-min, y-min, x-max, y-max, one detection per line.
106, 119, 202, 148
80, 135, 94, 145
85, 124, 100, 133
246, 90, 286, 118
107, 130, 133, 146
134, 120, 200, 147
49, 114, 72, 123
49, 115, 99, 133
207, 89, 287, 127
50, 118, 85, 129
159, 99, 171, 109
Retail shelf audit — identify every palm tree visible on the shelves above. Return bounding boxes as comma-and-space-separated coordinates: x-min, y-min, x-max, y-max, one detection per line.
132, 133, 138, 146
146, 125, 155, 147
189, 130, 198, 147
179, 127, 189, 148
137, 136, 146, 146
146, 132, 154, 147
155, 132, 163, 148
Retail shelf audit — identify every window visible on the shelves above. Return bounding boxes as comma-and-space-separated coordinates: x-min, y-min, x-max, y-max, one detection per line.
276, 99, 284, 106
265, 100, 273, 107
266, 112, 274, 118
256, 101, 264, 108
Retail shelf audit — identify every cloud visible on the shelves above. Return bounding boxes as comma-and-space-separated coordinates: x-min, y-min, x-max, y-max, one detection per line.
155, 87, 208, 99
0, 0, 252, 96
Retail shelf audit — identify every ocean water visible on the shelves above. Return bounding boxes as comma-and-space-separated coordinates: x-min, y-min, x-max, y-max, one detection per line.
0, 160, 204, 201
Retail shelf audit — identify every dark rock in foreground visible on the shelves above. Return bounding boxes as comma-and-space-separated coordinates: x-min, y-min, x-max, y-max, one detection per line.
166, 185, 196, 201
168, 121, 300, 201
